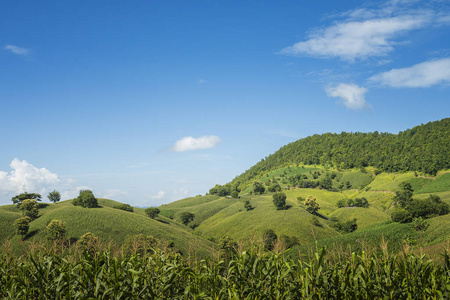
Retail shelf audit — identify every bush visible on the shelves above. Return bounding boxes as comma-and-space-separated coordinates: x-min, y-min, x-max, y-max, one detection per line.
13, 216, 31, 240
73, 190, 98, 208
332, 218, 357, 233
272, 192, 287, 210
145, 207, 160, 219
46, 219, 66, 241
230, 190, 239, 198
268, 183, 281, 192
113, 204, 134, 212
19, 199, 39, 220
391, 208, 413, 223
263, 229, 277, 251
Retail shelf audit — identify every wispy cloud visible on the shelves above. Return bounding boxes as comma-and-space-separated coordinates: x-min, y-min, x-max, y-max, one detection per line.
280, 15, 427, 61
369, 58, 450, 87
3, 45, 29, 56
172, 135, 221, 152
326, 83, 371, 110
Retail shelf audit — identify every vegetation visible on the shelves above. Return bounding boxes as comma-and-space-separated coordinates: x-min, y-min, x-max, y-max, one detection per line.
225, 118, 450, 191
180, 212, 195, 226
46, 219, 67, 241
11, 192, 41, 207
113, 203, 134, 212
19, 199, 39, 220
13, 216, 31, 240
2, 242, 450, 299
272, 192, 287, 210
47, 190, 61, 203
145, 207, 160, 219
72, 190, 98, 208
304, 195, 320, 214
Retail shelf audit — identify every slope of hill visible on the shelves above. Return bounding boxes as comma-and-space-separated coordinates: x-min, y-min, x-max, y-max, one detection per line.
1, 198, 213, 257
228, 118, 450, 191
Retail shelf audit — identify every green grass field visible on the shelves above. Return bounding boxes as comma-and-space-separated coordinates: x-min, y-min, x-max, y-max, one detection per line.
2, 199, 213, 257
418, 173, 450, 193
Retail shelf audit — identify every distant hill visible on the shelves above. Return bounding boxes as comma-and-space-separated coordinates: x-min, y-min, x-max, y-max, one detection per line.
227, 118, 449, 191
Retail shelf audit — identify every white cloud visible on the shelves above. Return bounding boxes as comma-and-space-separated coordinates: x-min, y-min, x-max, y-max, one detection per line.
326, 83, 371, 110
151, 191, 166, 200
172, 135, 221, 152
3, 45, 29, 55
280, 15, 427, 61
369, 58, 450, 87
0, 159, 60, 195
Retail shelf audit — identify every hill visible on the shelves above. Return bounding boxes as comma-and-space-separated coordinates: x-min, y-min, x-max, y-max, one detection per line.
227, 118, 450, 192
0, 198, 213, 257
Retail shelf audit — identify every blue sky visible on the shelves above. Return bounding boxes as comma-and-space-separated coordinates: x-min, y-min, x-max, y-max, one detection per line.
1, 0, 449, 206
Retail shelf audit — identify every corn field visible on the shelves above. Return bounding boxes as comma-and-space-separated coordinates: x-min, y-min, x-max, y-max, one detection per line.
1, 241, 450, 299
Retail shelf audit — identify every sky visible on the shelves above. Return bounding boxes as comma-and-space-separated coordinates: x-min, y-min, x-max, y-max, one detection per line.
1, 0, 449, 206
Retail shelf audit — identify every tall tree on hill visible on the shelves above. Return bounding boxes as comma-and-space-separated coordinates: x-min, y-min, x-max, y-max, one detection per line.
11, 192, 41, 207
47, 190, 61, 203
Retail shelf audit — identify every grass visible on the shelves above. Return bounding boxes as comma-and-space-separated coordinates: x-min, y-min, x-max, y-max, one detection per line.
408, 177, 433, 192
196, 193, 338, 244
2, 199, 213, 257
418, 173, 450, 193
338, 171, 373, 189
368, 172, 416, 191
296, 221, 417, 256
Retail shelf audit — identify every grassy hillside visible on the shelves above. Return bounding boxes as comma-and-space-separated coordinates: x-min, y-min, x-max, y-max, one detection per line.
1, 199, 213, 257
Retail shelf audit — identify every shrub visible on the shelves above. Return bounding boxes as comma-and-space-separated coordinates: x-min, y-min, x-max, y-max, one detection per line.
46, 219, 66, 241
19, 199, 39, 220
145, 207, 160, 219
113, 203, 134, 212
391, 208, 413, 223
268, 183, 281, 192
272, 192, 287, 210
333, 218, 357, 233
231, 190, 239, 198
13, 216, 31, 240
180, 212, 195, 226
263, 229, 277, 251
73, 190, 98, 208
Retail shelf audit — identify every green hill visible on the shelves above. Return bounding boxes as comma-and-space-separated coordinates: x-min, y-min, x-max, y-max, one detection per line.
227, 118, 450, 192
1, 198, 213, 257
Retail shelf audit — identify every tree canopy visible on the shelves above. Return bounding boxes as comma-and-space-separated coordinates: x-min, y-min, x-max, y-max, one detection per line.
11, 192, 41, 207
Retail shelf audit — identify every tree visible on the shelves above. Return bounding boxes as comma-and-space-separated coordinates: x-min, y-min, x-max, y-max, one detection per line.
180, 212, 195, 226
73, 190, 98, 208
14, 216, 31, 240
19, 199, 39, 220
244, 199, 253, 211
46, 219, 66, 241
304, 195, 320, 214
272, 192, 287, 210
394, 182, 414, 207
145, 207, 160, 219
230, 190, 239, 198
268, 183, 281, 192
12, 192, 41, 207
252, 181, 265, 195
391, 208, 413, 223
47, 190, 61, 203
263, 229, 277, 251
